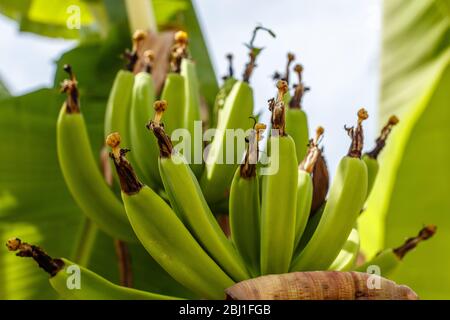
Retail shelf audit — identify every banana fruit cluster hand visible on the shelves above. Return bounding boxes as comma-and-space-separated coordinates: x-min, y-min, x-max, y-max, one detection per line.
15, 27, 436, 301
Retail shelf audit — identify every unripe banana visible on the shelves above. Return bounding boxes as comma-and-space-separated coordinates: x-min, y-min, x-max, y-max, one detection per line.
57, 65, 136, 242
106, 132, 234, 299
261, 81, 298, 275
285, 64, 310, 163
200, 80, 254, 206
201, 26, 274, 207
355, 225, 436, 277
159, 31, 189, 135
148, 103, 249, 282
213, 76, 238, 129
129, 50, 161, 190
328, 226, 360, 271
6, 239, 176, 300
180, 57, 203, 178
291, 108, 369, 271
104, 30, 147, 144
229, 122, 266, 277
294, 127, 324, 247
363, 115, 399, 197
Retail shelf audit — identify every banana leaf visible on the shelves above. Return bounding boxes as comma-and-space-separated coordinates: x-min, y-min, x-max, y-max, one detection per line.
358, 0, 450, 299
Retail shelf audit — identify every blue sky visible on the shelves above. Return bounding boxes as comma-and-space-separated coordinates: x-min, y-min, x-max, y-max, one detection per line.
0, 0, 382, 175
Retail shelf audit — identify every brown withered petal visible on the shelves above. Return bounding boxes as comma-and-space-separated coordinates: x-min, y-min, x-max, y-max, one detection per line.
310, 150, 329, 215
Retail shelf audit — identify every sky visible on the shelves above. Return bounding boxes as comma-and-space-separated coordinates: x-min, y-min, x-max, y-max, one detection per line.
0, 0, 382, 176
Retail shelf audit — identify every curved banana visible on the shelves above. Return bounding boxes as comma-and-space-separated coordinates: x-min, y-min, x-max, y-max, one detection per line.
129, 50, 161, 189
355, 225, 436, 277
229, 123, 266, 277
148, 102, 249, 282
213, 76, 238, 129
294, 127, 324, 247
180, 57, 203, 178
329, 226, 360, 271
363, 115, 399, 197
57, 65, 136, 242
6, 239, 176, 300
104, 30, 146, 144
295, 203, 325, 253
290, 109, 369, 271
106, 133, 234, 299
159, 31, 188, 135
201, 26, 274, 207
285, 64, 310, 163
200, 80, 254, 206
260, 81, 298, 275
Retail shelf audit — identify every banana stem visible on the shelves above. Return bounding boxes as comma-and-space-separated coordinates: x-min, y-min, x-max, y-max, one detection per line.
365, 115, 399, 159
147, 100, 174, 158
114, 240, 133, 288
242, 25, 276, 83
225, 53, 234, 79
393, 225, 437, 259
300, 126, 324, 173
270, 80, 288, 136
60, 64, 80, 114
169, 31, 189, 73
6, 238, 64, 276
345, 108, 369, 158
289, 64, 310, 109
106, 133, 143, 195
241, 122, 266, 178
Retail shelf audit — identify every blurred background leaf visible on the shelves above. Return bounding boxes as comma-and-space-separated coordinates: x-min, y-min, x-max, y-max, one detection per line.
0, 76, 10, 99
359, 0, 450, 299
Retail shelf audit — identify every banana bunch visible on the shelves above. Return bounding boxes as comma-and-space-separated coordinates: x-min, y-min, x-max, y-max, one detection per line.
7, 28, 437, 300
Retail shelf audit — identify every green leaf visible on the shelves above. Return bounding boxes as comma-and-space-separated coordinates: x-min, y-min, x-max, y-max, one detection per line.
358, 0, 450, 299
0, 76, 10, 99
0, 0, 101, 39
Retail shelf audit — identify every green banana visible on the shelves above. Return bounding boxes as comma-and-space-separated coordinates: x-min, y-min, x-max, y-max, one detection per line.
362, 115, 399, 197
285, 64, 310, 163
6, 239, 176, 300
106, 133, 234, 299
148, 102, 249, 282
260, 81, 298, 275
290, 109, 369, 271
213, 76, 238, 128
104, 30, 146, 144
129, 50, 161, 190
355, 225, 436, 277
201, 26, 274, 207
180, 57, 203, 178
159, 31, 189, 135
212, 54, 238, 128
160, 73, 185, 134
295, 203, 325, 253
57, 65, 136, 242
294, 127, 324, 247
200, 80, 254, 205
229, 123, 267, 277
328, 225, 360, 271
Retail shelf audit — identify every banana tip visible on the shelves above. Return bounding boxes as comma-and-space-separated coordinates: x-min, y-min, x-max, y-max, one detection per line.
6, 237, 21, 251
106, 132, 121, 148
